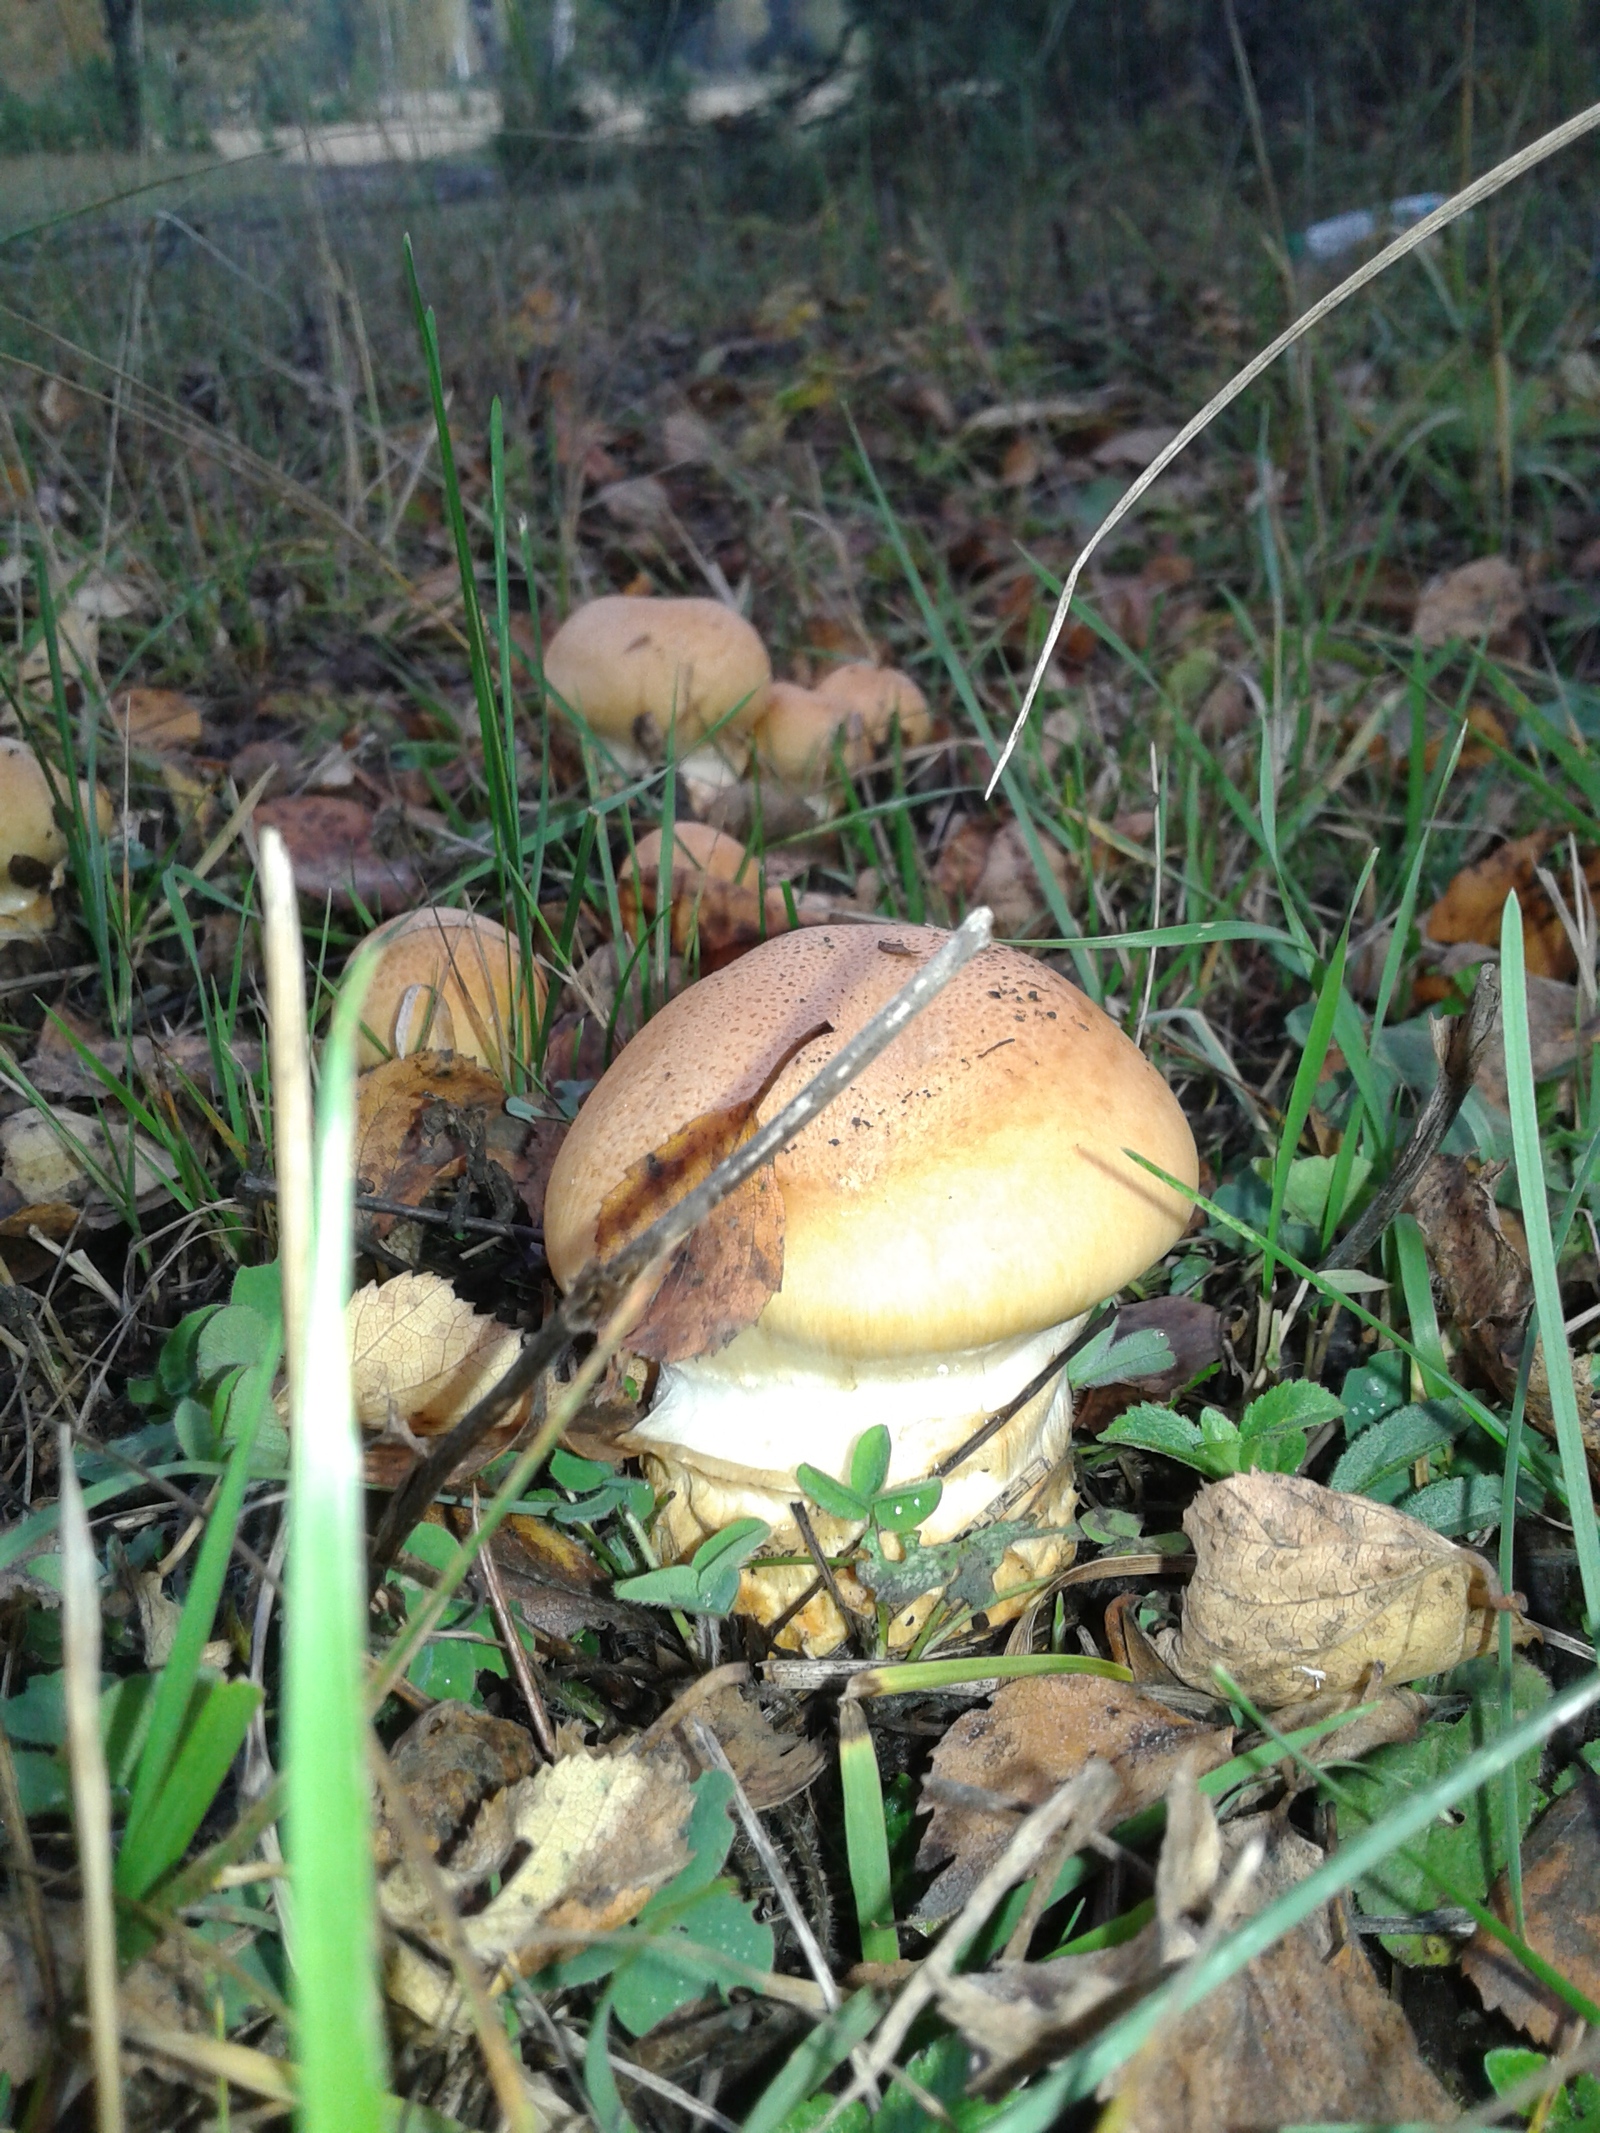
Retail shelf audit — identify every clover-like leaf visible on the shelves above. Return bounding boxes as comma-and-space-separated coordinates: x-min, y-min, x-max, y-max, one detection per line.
849, 1424, 893, 1502
796, 1463, 870, 1522
870, 1477, 943, 1533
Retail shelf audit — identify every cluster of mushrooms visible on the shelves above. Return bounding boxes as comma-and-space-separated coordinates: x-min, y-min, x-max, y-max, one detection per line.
351, 594, 1199, 1656
540, 592, 930, 811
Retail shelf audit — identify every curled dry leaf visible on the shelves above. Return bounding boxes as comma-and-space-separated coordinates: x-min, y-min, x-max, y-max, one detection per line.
1409, 1152, 1599, 1463
912, 1673, 1232, 1926
348, 1272, 529, 1439
254, 794, 422, 916
1462, 1771, 1600, 2045
1158, 1472, 1504, 1706
1413, 554, 1526, 652
640, 1667, 826, 1811
385, 1748, 696, 2028
373, 1701, 537, 1875
352, 1051, 565, 1245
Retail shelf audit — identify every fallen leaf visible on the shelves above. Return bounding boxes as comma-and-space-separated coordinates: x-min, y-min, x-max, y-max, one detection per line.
386, 1749, 697, 2025
373, 1701, 537, 1873
254, 795, 422, 915
347, 1272, 529, 1437
932, 816, 1070, 936
1074, 1295, 1226, 1437
1463, 1769, 1600, 2043
110, 688, 204, 752
1413, 554, 1526, 651
1102, 1817, 1453, 2128
590, 1024, 827, 1363
1421, 830, 1596, 982
999, 435, 1042, 489
1157, 1471, 1500, 1706
1472, 974, 1600, 1106
0, 1108, 177, 1235
353, 1051, 564, 1245
1409, 1152, 1599, 1462
594, 475, 673, 532
643, 1668, 827, 1812
912, 1674, 1232, 1925
962, 388, 1129, 435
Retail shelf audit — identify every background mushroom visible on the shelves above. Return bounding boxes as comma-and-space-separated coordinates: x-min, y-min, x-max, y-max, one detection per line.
752, 680, 872, 793
544, 921, 1197, 1651
356, 908, 543, 1079
0, 737, 113, 940
813, 663, 931, 750
541, 595, 771, 810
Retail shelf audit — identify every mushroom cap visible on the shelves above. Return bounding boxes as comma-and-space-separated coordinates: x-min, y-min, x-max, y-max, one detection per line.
356, 908, 544, 1076
813, 663, 931, 748
0, 739, 112, 934
542, 596, 771, 753
544, 921, 1197, 1359
752, 681, 872, 789
630, 822, 749, 882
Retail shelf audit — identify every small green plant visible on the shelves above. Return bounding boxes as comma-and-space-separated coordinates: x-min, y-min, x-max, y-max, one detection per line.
1485, 2046, 1600, 2127
129, 1261, 286, 1470
614, 1517, 771, 1616
796, 1422, 943, 1538
1100, 1379, 1343, 1480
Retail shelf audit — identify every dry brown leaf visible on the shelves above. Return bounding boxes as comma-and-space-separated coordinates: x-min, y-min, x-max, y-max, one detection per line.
1462, 1771, 1600, 2044
1409, 1152, 1599, 1462
1074, 1295, 1225, 1437
110, 687, 204, 752
589, 1023, 827, 1363
254, 794, 422, 916
347, 1273, 527, 1437
1103, 1819, 1453, 2129
352, 1051, 565, 1245
0, 1108, 177, 1235
1091, 424, 1179, 470
1420, 829, 1597, 984
1158, 1472, 1500, 1706
912, 1674, 1232, 1925
1472, 974, 1600, 1108
642, 1668, 827, 1810
373, 1702, 537, 1874
1413, 554, 1526, 651
999, 435, 1042, 489
386, 1750, 696, 2027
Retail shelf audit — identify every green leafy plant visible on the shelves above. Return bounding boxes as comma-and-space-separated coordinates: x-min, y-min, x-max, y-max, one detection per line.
129, 1261, 286, 1471
1484, 2046, 1600, 2126
1100, 1378, 1343, 1479
613, 1517, 770, 1616
796, 1422, 943, 1536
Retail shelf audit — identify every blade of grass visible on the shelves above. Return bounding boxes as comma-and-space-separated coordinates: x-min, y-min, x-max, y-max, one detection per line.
1500, 889, 1600, 1631
263, 828, 388, 2129
839, 1700, 898, 1964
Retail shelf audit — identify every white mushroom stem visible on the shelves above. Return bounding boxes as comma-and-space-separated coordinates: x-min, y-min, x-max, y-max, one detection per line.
627, 1315, 1083, 1547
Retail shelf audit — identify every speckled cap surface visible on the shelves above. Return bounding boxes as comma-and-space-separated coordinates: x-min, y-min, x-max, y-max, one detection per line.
543, 921, 1198, 1358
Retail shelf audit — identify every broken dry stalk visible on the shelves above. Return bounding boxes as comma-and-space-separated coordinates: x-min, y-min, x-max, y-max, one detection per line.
472, 1487, 557, 1760
368, 905, 997, 1571
1324, 961, 1501, 1272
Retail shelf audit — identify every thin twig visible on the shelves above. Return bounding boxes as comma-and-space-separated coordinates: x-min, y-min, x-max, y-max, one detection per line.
370, 908, 996, 1572
240, 1171, 542, 1245
1323, 962, 1501, 1270
789, 1498, 856, 1643
472, 1487, 557, 1759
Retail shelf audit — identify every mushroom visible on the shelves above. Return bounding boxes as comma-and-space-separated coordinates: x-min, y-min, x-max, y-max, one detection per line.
544, 920, 1197, 1652
814, 663, 931, 750
631, 822, 750, 884
541, 596, 772, 806
356, 908, 544, 1078
752, 680, 872, 792
0, 737, 112, 939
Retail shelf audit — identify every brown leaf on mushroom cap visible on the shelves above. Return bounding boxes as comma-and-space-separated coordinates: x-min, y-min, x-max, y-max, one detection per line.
1158, 1472, 1499, 1707
1462, 1771, 1600, 2045
911, 1673, 1232, 1925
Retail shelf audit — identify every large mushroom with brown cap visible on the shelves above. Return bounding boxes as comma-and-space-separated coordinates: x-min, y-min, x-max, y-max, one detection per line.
544, 920, 1197, 1652
542, 596, 771, 808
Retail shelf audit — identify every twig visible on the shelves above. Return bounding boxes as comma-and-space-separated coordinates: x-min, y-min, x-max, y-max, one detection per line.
472, 1487, 557, 1759
789, 1498, 856, 1644
1323, 962, 1501, 1270
370, 908, 996, 1572
239, 1171, 542, 1246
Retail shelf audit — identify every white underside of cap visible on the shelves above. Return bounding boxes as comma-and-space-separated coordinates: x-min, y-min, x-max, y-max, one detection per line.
627, 1316, 1084, 1536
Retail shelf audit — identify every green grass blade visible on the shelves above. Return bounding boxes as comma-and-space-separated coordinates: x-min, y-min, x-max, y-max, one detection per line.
839, 1700, 898, 1965
1500, 891, 1600, 1631
284, 950, 388, 2128
115, 1680, 262, 1912
1263, 922, 1349, 1289
742, 1992, 880, 2133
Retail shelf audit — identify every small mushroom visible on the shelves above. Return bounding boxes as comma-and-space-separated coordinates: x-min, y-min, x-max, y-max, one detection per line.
356, 908, 544, 1078
752, 680, 872, 792
0, 737, 112, 939
630, 822, 750, 884
541, 597, 771, 801
544, 921, 1197, 1652
814, 663, 931, 750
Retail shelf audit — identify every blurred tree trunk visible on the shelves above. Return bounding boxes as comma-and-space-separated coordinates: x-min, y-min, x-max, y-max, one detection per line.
102, 0, 143, 149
